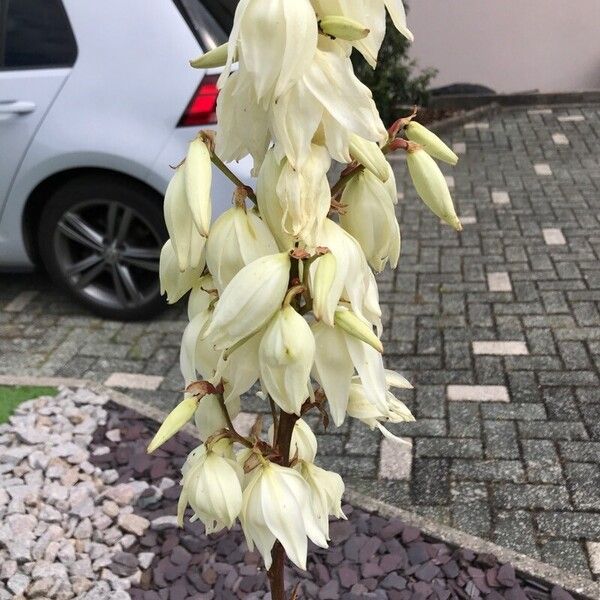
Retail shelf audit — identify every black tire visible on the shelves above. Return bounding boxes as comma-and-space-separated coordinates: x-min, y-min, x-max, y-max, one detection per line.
38, 174, 168, 321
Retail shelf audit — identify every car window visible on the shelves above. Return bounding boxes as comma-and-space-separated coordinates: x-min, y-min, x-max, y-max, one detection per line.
174, 0, 238, 49
0, 0, 77, 70
202, 0, 239, 34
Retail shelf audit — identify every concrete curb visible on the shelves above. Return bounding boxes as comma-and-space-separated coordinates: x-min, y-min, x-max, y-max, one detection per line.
2, 374, 598, 598
426, 102, 500, 134
430, 91, 600, 111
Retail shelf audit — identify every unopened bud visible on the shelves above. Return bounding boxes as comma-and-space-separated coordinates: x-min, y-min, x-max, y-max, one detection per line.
334, 307, 383, 353
320, 16, 370, 41
349, 135, 389, 182
147, 396, 200, 453
190, 43, 229, 69
406, 121, 458, 166
407, 149, 462, 231
312, 252, 337, 326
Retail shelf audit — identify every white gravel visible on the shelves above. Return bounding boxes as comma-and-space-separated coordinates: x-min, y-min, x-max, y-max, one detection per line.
0, 387, 152, 599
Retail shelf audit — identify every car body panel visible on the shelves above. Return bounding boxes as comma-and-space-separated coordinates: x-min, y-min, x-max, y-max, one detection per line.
0, 0, 250, 269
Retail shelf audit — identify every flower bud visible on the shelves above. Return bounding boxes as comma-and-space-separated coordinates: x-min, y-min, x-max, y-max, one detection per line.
189, 42, 230, 69
203, 252, 291, 349
206, 205, 278, 293
310, 252, 338, 326
178, 444, 244, 532
320, 16, 370, 41
259, 306, 315, 415
194, 393, 241, 441
334, 306, 383, 353
257, 149, 296, 251
159, 240, 201, 304
269, 418, 317, 462
349, 135, 389, 182
240, 461, 327, 570
340, 169, 400, 272
406, 121, 458, 166
164, 166, 206, 271
147, 395, 199, 453
407, 149, 462, 231
185, 137, 212, 237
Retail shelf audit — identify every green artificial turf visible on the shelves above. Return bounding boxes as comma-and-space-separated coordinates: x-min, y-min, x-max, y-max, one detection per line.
0, 385, 57, 423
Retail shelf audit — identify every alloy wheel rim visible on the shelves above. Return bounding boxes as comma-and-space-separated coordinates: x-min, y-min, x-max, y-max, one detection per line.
53, 199, 162, 312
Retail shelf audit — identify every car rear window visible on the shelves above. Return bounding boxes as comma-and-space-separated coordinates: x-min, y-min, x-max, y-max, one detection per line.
0, 0, 77, 70
174, 0, 239, 49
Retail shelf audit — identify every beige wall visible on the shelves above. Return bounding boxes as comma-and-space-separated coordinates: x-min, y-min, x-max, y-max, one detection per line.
408, 0, 600, 93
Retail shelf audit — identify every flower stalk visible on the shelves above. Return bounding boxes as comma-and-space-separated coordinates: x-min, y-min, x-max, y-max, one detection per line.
153, 2, 464, 598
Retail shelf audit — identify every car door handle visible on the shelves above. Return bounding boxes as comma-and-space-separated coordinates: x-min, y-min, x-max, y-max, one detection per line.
0, 101, 36, 115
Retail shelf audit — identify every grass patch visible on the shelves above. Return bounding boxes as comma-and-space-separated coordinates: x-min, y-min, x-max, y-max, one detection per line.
0, 385, 58, 424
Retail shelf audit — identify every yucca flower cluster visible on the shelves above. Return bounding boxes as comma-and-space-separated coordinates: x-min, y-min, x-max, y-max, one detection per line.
151, 1, 460, 595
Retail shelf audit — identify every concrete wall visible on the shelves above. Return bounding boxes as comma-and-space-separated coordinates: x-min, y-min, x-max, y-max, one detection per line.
408, 0, 600, 93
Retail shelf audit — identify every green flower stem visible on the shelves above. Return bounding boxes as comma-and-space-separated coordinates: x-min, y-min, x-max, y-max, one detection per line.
210, 152, 258, 205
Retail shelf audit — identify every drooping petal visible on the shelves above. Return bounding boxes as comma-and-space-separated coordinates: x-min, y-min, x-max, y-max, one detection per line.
312, 322, 354, 426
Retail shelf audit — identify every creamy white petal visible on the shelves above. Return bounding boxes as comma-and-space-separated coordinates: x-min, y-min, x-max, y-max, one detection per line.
312, 322, 354, 426
344, 335, 388, 414
203, 253, 290, 349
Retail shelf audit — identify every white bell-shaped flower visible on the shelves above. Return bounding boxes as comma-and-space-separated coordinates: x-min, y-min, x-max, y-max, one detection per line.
240, 461, 327, 570
314, 219, 382, 332
275, 144, 331, 245
214, 329, 263, 403
259, 306, 315, 415
270, 37, 387, 169
347, 369, 415, 441
203, 252, 291, 349
180, 304, 220, 385
340, 168, 400, 272
177, 443, 244, 533
312, 319, 388, 426
312, 0, 413, 68
215, 70, 271, 174
206, 205, 278, 293
159, 240, 201, 305
187, 275, 217, 321
257, 149, 296, 251
268, 418, 318, 463
163, 166, 206, 271
299, 460, 345, 539
220, 0, 318, 104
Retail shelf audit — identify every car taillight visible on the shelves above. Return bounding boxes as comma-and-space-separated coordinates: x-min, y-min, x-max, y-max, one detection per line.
177, 74, 219, 127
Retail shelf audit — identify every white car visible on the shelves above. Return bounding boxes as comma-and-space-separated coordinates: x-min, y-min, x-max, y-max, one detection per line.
0, 0, 249, 320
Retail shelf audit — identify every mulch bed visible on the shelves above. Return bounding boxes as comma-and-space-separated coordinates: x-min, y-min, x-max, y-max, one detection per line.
90, 402, 582, 600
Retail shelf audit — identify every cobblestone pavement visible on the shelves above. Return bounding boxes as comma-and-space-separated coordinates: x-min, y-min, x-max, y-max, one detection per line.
1, 105, 600, 580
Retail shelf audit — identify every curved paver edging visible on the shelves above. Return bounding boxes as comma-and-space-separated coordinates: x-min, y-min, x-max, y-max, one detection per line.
2, 374, 599, 599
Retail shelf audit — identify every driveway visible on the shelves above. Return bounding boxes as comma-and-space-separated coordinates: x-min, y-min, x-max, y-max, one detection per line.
1, 104, 599, 580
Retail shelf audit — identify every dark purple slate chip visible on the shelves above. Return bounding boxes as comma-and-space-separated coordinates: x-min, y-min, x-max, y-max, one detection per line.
358, 536, 382, 563
551, 586, 575, 600
380, 519, 405, 540
338, 566, 358, 588
497, 563, 516, 587
415, 562, 441, 582
407, 542, 430, 565
401, 526, 421, 544
318, 579, 340, 599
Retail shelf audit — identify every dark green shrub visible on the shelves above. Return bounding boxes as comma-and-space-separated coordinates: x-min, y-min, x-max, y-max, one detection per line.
353, 15, 437, 126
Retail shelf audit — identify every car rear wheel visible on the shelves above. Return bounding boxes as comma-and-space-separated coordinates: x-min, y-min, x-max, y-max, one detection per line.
38, 176, 167, 320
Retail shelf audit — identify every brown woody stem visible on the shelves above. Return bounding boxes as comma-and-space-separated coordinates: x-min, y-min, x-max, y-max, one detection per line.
267, 409, 299, 599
